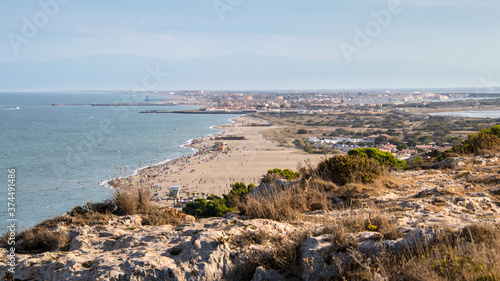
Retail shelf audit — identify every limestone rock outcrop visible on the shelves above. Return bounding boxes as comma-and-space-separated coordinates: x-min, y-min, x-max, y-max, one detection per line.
2, 155, 500, 280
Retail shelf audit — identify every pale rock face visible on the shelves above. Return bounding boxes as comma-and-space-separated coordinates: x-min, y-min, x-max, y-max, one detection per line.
299, 234, 341, 281
297, 230, 436, 280
251, 266, 286, 281
2, 155, 500, 280
433, 157, 466, 169
2, 216, 300, 281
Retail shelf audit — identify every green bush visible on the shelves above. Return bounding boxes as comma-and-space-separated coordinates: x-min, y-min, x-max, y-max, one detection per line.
304, 144, 313, 153
224, 182, 255, 208
316, 155, 383, 186
267, 168, 299, 180
261, 168, 299, 183
454, 126, 500, 154
348, 147, 406, 169
438, 125, 500, 161
182, 196, 231, 218
183, 182, 255, 217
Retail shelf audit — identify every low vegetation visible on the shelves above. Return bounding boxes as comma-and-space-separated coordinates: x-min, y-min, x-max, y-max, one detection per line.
5, 125, 500, 279
183, 182, 255, 218
439, 125, 500, 160
182, 195, 233, 218
348, 147, 407, 169
335, 224, 500, 280
230, 230, 305, 280
238, 184, 329, 222
1, 188, 187, 254
316, 155, 383, 186
260, 168, 299, 183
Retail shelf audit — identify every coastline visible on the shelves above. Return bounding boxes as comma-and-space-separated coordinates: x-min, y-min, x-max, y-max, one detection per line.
109, 115, 323, 207
102, 107, 500, 203
102, 116, 239, 187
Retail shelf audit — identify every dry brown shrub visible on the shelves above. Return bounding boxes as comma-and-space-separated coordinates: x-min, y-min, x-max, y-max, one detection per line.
308, 178, 339, 192
137, 188, 153, 212
336, 176, 397, 207
241, 189, 302, 222
368, 212, 403, 240
372, 174, 403, 189
330, 224, 358, 252
1, 187, 185, 254
469, 174, 500, 185
230, 230, 305, 280
458, 224, 499, 243
336, 184, 373, 207
339, 224, 500, 280
140, 207, 187, 227
240, 184, 329, 222
113, 187, 139, 215
297, 159, 317, 180
17, 229, 68, 253
37, 215, 75, 229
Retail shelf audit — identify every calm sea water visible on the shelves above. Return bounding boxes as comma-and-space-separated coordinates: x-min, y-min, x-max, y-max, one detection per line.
0, 92, 240, 228
430, 110, 500, 118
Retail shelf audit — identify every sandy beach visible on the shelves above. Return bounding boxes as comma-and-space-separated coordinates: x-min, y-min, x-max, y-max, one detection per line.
111, 115, 323, 207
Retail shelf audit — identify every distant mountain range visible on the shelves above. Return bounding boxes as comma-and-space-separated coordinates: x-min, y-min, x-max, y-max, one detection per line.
0, 53, 494, 91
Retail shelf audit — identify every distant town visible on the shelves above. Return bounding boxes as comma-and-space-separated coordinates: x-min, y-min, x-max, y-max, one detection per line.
136, 90, 500, 112
132, 90, 500, 161
50, 89, 500, 161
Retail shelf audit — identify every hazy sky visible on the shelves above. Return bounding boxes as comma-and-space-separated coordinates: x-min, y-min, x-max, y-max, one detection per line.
1, 0, 499, 73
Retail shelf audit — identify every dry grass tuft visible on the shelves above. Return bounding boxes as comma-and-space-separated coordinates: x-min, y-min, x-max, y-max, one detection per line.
368, 212, 403, 240
16, 229, 68, 253
330, 224, 358, 252
1, 187, 187, 254
329, 174, 404, 208
239, 184, 329, 222
372, 174, 404, 189
469, 174, 500, 185
113, 187, 140, 215
308, 178, 340, 192
334, 224, 500, 280
111, 187, 187, 226
141, 207, 188, 226
337, 184, 371, 207
230, 230, 305, 280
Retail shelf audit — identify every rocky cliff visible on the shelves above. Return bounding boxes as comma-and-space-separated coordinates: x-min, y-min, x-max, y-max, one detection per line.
2, 155, 500, 280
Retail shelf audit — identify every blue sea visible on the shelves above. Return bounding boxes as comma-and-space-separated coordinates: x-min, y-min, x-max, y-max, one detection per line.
0, 92, 240, 229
